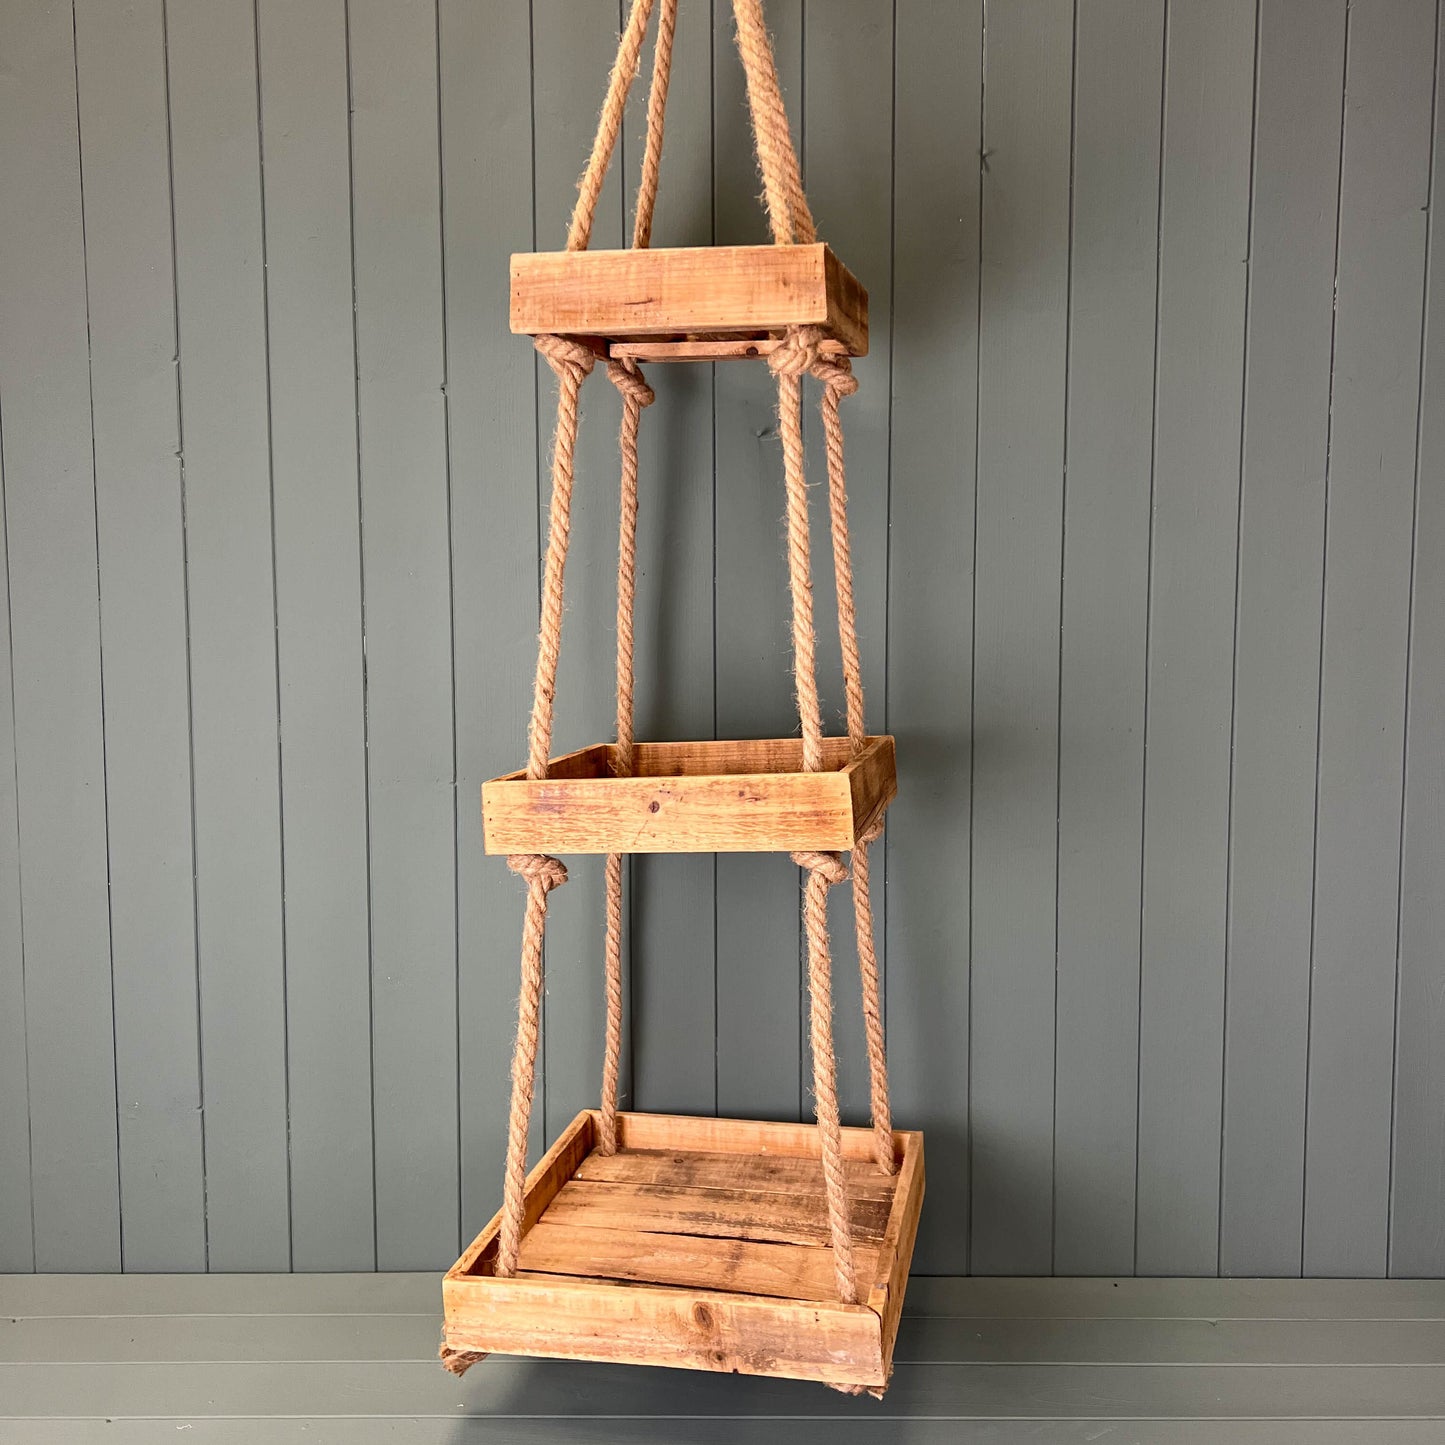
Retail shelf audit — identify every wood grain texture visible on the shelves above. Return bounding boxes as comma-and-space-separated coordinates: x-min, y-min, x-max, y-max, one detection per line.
349, 0, 458, 1270
255, 0, 375, 1272
167, 0, 290, 1270
1305, 0, 1437, 1279
483, 736, 895, 854
0, 0, 121, 1272
510, 245, 867, 356
1136, 0, 1255, 1276
970, 0, 1073, 1276
1391, 4, 1445, 1280
73, 0, 206, 1273
1052, 0, 1162, 1277
1221, 0, 1345, 1278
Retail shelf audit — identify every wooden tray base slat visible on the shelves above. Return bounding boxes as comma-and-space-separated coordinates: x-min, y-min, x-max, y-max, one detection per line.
482, 735, 897, 856
443, 1110, 925, 1392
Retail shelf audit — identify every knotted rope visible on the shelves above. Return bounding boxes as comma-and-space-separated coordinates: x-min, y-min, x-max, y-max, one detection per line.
491, 2, 895, 1325
599, 358, 655, 1156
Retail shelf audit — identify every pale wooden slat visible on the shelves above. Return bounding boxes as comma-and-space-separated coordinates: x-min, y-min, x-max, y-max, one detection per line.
3, 1359, 1445, 1418
166, 0, 290, 1270
540, 1179, 892, 1247
1305, 0, 1437, 1277
9, 1310, 1445, 1368
1220, 0, 1346, 1279
574, 1147, 896, 1199
254, 0, 375, 1271
1052, 0, 1162, 1276
517, 1221, 881, 1302
0, 0, 120, 1274
73, 0, 207, 1275
1391, 4, 1445, 1280
1135, 0, 1256, 1275
348, 0, 458, 1270
968, 0, 1073, 1275
6, 1424, 1445, 1445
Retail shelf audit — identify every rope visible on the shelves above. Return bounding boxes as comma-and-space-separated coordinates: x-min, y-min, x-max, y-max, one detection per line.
731, 0, 815, 246
494, 334, 595, 1278
632, 0, 678, 249
567, 0, 658, 252
770, 328, 857, 1303
599, 358, 655, 1155
812, 346, 894, 1175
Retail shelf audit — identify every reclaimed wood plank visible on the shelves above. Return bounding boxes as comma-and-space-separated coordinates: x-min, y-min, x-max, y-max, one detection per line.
510, 245, 867, 356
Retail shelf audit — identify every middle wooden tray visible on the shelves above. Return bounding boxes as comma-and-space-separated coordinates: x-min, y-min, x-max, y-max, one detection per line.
483, 735, 896, 855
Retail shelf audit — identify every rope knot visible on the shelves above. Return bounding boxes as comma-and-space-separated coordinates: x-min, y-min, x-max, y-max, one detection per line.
768, 324, 827, 378
606, 357, 655, 407
810, 351, 859, 397
507, 853, 569, 893
791, 849, 849, 886
534, 333, 597, 383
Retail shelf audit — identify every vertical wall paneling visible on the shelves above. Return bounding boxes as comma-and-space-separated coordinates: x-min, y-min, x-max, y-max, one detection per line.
969, 0, 1073, 1275
1391, 1, 1445, 1279
166, 0, 290, 1272
1305, 0, 1437, 1278
1220, 0, 1346, 1278
530, 1, 626, 1143
1, 0, 1442, 1279
1135, 0, 1255, 1277
256, 0, 375, 1271
802, 0, 894, 1124
885, 0, 982, 1276
348, 0, 458, 1269
0, 0, 121, 1271
712, 0, 805, 1122
0, 425, 29, 1270
1053, 0, 1163, 1277
74, 0, 206, 1272
440, 0, 543, 1243
626, 0, 718, 1119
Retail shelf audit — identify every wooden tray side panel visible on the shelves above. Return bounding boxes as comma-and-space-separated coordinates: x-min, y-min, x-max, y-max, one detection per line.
867, 1131, 925, 1372
509, 244, 868, 356
442, 1275, 885, 1387
481, 737, 896, 856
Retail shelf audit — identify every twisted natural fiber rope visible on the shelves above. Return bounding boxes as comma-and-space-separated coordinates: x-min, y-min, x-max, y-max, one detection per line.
599, 358, 655, 1155
770, 329, 856, 1303
731, 0, 815, 246
812, 346, 894, 1175
567, 0, 656, 252
632, 0, 677, 249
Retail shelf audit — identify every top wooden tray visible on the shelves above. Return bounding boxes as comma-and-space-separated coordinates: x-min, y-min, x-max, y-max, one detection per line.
483, 735, 895, 855
510, 242, 868, 361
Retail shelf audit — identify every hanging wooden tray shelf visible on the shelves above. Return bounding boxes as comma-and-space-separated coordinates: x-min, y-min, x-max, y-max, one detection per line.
510, 242, 868, 362
443, 1109, 925, 1391
482, 735, 896, 855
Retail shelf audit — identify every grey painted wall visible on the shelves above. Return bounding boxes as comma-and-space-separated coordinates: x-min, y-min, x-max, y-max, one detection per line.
0, 0, 1441, 1279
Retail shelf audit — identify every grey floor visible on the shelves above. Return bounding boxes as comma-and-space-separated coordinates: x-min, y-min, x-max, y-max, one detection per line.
2, 1275, 1444, 1441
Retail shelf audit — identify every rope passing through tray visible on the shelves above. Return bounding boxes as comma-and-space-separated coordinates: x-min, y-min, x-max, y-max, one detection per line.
440, 0, 923, 1396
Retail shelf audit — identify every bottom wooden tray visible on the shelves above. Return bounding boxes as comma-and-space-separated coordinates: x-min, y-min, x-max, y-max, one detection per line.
442, 1109, 925, 1393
